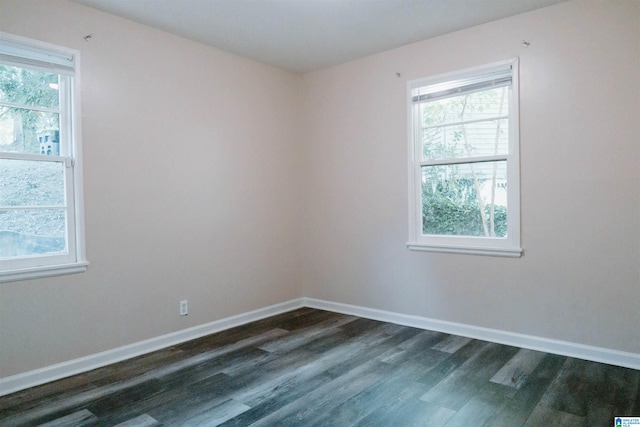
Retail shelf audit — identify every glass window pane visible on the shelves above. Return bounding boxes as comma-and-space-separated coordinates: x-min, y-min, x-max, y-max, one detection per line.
422, 119, 508, 160
0, 106, 60, 154
422, 161, 507, 237
0, 64, 59, 109
0, 208, 67, 258
421, 86, 509, 128
0, 159, 65, 206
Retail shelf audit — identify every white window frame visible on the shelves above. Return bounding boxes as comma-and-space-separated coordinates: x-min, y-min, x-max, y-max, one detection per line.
0, 32, 88, 282
407, 59, 522, 257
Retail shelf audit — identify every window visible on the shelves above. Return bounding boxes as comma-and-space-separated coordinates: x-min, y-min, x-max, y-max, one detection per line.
0, 32, 87, 281
407, 59, 522, 257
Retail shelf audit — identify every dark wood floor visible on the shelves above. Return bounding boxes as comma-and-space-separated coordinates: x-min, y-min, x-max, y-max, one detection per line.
1, 308, 639, 426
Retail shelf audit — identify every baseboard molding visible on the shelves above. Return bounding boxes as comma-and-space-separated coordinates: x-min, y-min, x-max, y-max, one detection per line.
0, 298, 304, 397
3, 296, 639, 397
303, 297, 640, 371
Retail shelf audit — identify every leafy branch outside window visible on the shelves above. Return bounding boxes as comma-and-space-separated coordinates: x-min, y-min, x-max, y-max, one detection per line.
0, 64, 60, 155
421, 86, 508, 237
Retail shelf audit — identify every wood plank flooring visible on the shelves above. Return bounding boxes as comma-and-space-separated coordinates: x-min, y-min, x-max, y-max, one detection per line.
1, 308, 639, 426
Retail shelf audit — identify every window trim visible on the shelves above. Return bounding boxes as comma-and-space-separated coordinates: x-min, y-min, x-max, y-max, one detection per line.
0, 32, 88, 282
406, 59, 522, 257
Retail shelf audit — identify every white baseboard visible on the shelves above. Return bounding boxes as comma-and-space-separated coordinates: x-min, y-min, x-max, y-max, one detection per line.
303, 297, 640, 371
3, 296, 639, 397
0, 299, 304, 397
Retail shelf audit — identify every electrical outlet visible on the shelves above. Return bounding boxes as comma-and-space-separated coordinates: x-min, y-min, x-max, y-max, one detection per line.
179, 300, 188, 316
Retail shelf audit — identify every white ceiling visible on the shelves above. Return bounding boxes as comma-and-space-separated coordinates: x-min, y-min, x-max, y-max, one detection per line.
71, 0, 566, 73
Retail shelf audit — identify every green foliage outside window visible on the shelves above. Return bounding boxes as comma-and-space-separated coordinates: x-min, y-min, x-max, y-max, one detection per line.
422, 177, 507, 237
419, 86, 509, 238
0, 64, 60, 154
0, 64, 66, 257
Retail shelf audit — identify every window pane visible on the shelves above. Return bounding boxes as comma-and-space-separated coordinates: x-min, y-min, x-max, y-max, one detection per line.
0, 159, 65, 206
421, 86, 509, 128
0, 106, 60, 154
422, 161, 507, 237
0, 64, 59, 109
422, 119, 508, 160
420, 86, 509, 162
0, 208, 67, 258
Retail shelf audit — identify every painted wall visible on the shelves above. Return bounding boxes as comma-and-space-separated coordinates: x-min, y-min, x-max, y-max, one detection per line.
301, 0, 640, 353
0, 0, 303, 377
1, 0, 639, 381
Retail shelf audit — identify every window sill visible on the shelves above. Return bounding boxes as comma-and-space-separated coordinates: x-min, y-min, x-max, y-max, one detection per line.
407, 242, 522, 257
0, 261, 89, 283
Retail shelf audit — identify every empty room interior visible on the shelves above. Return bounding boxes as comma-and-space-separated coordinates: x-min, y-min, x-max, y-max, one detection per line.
0, 0, 639, 425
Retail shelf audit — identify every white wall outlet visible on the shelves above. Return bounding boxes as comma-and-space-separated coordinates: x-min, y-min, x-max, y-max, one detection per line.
179, 300, 188, 316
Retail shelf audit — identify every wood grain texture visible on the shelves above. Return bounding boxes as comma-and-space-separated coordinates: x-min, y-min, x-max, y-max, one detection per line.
0, 308, 638, 426
490, 348, 547, 390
